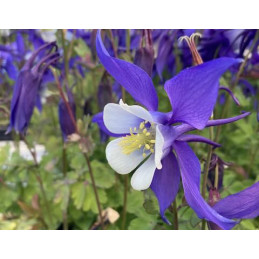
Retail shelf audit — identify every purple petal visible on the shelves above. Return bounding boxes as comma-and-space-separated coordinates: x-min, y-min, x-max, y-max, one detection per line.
176, 134, 221, 148
165, 58, 242, 129
206, 112, 250, 127
96, 30, 158, 111
173, 141, 237, 230
150, 152, 180, 224
213, 182, 259, 219
36, 94, 42, 112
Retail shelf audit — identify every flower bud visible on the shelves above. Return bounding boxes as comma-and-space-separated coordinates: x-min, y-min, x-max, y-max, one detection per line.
7, 42, 60, 134
134, 30, 154, 76
208, 154, 231, 190
58, 89, 77, 141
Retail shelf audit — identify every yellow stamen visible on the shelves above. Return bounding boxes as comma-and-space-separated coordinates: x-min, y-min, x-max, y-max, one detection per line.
119, 121, 156, 156
145, 144, 150, 150
139, 122, 145, 129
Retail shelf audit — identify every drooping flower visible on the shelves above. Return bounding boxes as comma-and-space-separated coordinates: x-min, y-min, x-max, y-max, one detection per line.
7, 42, 60, 134
208, 154, 232, 191
134, 30, 154, 77
93, 30, 251, 229
58, 88, 77, 141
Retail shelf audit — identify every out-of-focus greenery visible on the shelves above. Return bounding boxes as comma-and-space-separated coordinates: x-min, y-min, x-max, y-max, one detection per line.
0, 29, 258, 230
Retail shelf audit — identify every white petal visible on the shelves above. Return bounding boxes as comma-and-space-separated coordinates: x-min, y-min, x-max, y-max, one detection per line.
119, 99, 154, 122
131, 154, 157, 190
103, 103, 143, 134
155, 125, 164, 169
106, 138, 144, 174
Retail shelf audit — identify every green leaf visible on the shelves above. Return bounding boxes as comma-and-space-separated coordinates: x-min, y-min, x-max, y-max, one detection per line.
71, 182, 86, 210
74, 38, 91, 57
240, 219, 256, 230
128, 217, 155, 230
86, 160, 115, 189
127, 190, 145, 215
71, 181, 107, 214
83, 186, 107, 213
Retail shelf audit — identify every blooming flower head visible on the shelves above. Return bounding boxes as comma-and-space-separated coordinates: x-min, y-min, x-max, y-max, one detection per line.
7, 42, 60, 134
94, 30, 251, 229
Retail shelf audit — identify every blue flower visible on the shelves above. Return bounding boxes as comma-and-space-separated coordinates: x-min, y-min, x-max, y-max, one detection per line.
93, 30, 251, 230
7, 42, 60, 134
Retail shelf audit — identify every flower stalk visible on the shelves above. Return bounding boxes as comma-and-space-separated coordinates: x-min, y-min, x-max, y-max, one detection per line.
172, 200, 179, 230
21, 135, 54, 229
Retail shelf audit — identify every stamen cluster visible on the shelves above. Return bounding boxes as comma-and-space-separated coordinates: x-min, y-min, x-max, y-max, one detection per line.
119, 121, 156, 157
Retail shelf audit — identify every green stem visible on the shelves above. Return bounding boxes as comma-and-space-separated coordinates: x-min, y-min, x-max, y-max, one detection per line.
214, 163, 219, 189
21, 136, 54, 229
83, 153, 104, 229
172, 200, 179, 230
121, 174, 128, 230
62, 145, 68, 230
201, 126, 214, 230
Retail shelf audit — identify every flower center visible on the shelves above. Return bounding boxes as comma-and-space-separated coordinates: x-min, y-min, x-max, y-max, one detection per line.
119, 121, 156, 157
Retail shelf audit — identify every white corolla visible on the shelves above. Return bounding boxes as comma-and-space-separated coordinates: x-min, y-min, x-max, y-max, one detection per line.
104, 100, 165, 191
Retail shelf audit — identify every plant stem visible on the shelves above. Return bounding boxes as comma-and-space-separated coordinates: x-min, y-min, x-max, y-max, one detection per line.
172, 200, 179, 230
214, 163, 219, 189
201, 126, 214, 230
21, 136, 54, 229
83, 153, 104, 229
121, 174, 128, 230
62, 145, 69, 230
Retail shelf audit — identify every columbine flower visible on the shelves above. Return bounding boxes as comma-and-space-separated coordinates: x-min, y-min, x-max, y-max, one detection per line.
7, 42, 59, 134
93, 30, 251, 229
